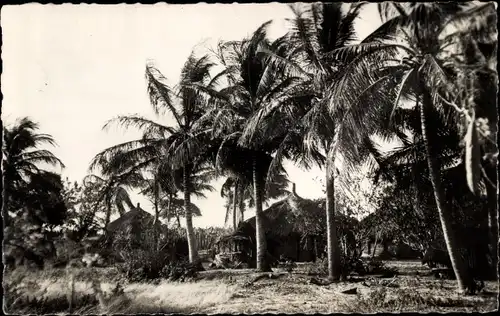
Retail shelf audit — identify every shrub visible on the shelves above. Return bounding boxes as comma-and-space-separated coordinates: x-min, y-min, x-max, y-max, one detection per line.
364, 259, 398, 277
113, 226, 195, 282
160, 261, 199, 282
116, 248, 171, 282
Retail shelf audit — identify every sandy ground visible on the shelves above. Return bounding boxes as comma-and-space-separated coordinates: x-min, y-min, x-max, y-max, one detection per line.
4, 260, 499, 314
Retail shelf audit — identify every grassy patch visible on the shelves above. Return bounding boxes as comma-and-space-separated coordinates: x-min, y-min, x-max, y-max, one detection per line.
3, 260, 498, 314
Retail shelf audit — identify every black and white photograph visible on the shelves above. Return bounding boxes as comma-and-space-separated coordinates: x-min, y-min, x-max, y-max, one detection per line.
1, 2, 498, 314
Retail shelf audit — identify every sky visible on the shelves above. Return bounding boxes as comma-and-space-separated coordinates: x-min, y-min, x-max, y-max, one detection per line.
1, 3, 382, 228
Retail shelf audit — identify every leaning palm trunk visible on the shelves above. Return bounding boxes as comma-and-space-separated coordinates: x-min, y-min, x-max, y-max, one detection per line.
325, 160, 341, 281
420, 87, 472, 293
485, 165, 498, 279
2, 190, 10, 228
233, 180, 239, 231
253, 156, 270, 272
183, 164, 200, 266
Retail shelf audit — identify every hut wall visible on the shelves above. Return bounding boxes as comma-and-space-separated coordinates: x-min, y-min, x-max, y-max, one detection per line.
272, 236, 299, 261
298, 236, 315, 262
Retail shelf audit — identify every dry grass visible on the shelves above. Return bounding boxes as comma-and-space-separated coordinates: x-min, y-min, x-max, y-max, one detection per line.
4, 261, 498, 314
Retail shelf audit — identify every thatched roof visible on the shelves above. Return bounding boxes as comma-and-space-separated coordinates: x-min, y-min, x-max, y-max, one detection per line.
216, 235, 251, 245
233, 184, 358, 239
107, 203, 155, 233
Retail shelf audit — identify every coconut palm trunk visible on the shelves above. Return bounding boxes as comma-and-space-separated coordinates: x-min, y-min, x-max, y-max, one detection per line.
420, 86, 472, 293
183, 164, 200, 266
239, 192, 245, 222
233, 180, 239, 231
153, 175, 160, 251
104, 205, 111, 233
2, 192, 9, 228
253, 156, 270, 272
325, 160, 341, 281
371, 233, 379, 259
485, 165, 498, 279
166, 193, 173, 222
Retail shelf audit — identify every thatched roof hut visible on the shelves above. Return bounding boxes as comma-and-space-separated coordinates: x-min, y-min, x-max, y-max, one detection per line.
221, 184, 359, 265
102, 203, 190, 261
107, 203, 155, 233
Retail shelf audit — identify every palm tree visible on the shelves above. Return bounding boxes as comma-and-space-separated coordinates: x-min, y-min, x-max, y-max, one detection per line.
365, 104, 488, 244
221, 171, 289, 230
159, 196, 202, 227
328, 2, 496, 293
91, 51, 218, 267
147, 163, 215, 227
2, 117, 65, 227
238, 3, 369, 280
198, 23, 305, 271
82, 174, 138, 232
453, 15, 498, 278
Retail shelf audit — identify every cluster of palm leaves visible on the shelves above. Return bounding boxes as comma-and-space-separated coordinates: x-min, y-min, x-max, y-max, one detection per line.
324, 2, 497, 292
90, 2, 496, 292
2, 118, 67, 226
2, 117, 68, 267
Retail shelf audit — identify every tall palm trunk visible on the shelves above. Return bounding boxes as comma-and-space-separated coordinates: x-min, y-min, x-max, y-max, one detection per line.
371, 233, 379, 259
164, 192, 172, 242
166, 193, 173, 222
485, 165, 498, 279
2, 186, 10, 228
253, 155, 270, 272
153, 176, 160, 251
239, 191, 245, 222
102, 194, 113, 233
104, 206, 111, 233
183, 164, 200, 266
325, 159, 341, 281
420, 87, 472, 293
233, 180, 239, 231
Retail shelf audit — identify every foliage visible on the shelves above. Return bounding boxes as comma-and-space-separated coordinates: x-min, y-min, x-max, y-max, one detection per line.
194, 226, 232, 250
2, 117, 65, 217
4, 284, 99, 315
160, 261, 199, 282
2, 117, 70, 270
61, 178, 105, 240
117, 248, 171, 282
221, 172, 290, 228
111, 224, 193, 282
4, 209, 56, 269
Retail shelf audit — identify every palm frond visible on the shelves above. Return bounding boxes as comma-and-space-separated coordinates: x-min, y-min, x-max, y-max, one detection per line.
88, 138, 161, 172
145, 65, 181, 125
103, 115, 177, 137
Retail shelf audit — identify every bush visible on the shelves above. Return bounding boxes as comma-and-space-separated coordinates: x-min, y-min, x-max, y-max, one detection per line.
113, 226, 195, 282
160, 261, 199, 282
363, 259, 398, 277
117, 248, 171, 282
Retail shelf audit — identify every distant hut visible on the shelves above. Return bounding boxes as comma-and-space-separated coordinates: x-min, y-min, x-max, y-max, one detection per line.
359, 211, 421, 259
218, 183, 359, 267
107, 203, 154, 234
